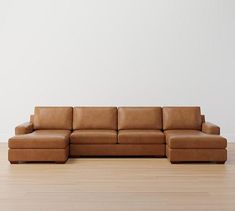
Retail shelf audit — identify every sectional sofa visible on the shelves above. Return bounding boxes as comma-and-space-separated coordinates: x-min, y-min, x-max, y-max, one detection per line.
8, 106, 227, 164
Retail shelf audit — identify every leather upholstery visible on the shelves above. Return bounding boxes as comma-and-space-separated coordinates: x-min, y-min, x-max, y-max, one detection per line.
9, 130, 71, 149
70, 130, 117, 144
34, 107, 73, 130
202, 122, 220, 135
164, 130, 227, 149
166, 147, 227, 162
8, 146, 69, 162
70, 144, 165, 157
118, 130, 165, 144
163, 107, 202, 130
118, 107, 162, 130
15, 122, 33, 135
73, 107, 117, 130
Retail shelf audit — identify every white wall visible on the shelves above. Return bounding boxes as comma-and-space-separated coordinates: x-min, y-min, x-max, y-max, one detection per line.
0, 0, 235, 141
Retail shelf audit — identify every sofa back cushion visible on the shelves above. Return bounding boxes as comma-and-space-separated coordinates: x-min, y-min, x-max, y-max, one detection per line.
73, 107, 118, 130
34, 107, 73, 130
163, 107, 202, 130
118, 107, 162, 130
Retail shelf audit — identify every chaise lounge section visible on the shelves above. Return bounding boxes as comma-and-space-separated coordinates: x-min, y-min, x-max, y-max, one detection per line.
8, 106, 227, 164
163, 107, 227, 163
8, 107, 72, 163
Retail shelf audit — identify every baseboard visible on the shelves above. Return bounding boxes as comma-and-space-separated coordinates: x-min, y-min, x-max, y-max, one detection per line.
1, 133, 235, 142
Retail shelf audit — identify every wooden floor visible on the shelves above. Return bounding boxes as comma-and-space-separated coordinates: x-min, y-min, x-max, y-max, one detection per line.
0, 143, 235, 211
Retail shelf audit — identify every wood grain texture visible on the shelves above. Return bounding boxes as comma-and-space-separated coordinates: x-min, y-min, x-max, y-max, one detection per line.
0, 143, 235, 210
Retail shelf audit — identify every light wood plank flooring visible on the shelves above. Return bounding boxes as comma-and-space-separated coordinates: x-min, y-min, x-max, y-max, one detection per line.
0, 143, 235, 211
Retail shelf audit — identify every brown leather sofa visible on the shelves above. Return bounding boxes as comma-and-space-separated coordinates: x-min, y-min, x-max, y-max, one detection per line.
8, 106, 227, 164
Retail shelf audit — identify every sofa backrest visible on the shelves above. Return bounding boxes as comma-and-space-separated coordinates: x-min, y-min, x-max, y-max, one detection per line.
34, 107, 73, 130
118, 107, 162, 130
73, 107, 118, 130
163, 107, 202, 130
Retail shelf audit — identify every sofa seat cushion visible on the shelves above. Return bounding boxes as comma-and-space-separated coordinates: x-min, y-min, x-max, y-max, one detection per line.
165, 130, 227, 149
118, 130, 165, 144
70, 130, 117, 144
8, 130, 71, 149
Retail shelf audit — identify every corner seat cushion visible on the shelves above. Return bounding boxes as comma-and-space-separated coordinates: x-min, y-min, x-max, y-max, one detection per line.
8, 130, 71, 149
164, 130, 227, 149
70, 130, 117, 144
118, 130, 165, 144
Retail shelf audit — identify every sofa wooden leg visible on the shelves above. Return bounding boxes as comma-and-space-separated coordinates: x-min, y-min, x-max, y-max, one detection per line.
216, 161, 225, 164
171, 161, 181, 164
55, 161, 67, 164
10, 161, 18, 164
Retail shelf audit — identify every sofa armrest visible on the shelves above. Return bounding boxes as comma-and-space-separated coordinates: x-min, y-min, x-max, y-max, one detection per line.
202, 122, 220, 135
15, 122, 34, 135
